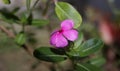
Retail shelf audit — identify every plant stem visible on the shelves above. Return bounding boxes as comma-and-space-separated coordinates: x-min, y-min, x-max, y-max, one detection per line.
31, 0, 39, 12
0, 25, 15, 38
26, 0, 31, 11
42, 0, 51, 18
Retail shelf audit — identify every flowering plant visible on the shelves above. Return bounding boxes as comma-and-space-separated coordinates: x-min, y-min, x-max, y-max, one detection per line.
34, 2, 104, 71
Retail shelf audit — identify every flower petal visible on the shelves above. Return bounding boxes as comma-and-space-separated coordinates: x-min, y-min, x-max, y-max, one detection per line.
50, 31, 68, 48
63, 29, 78, 41
61, 19, 74, 30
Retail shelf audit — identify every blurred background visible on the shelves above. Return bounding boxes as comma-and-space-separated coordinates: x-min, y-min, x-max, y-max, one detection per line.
0, 0, 120, 71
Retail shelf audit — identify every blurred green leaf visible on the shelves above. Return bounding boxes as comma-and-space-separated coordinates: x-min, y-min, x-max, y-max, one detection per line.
20, 12, 49, 26
0, 9, 19, 23
89, 57, 106, 67
2, 0, 11, 4
31, 19, 49, 27
33, 47, 67, 62
11, 7, 20, 14
78, 38, 104, 57
20, 13, 33, 25
15, 33, 26, 45
20, 13, 27, 24
75, 63, 101, 71
55, 2, 82, 28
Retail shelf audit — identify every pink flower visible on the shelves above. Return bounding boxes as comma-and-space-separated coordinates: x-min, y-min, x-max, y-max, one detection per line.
50, 19, 78, 48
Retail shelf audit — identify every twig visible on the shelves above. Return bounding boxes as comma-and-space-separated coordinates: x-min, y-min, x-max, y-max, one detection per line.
42, 0, 51, 18
0, 25, 33, 55
0, 26, 15, 38
31, 0, 39, 12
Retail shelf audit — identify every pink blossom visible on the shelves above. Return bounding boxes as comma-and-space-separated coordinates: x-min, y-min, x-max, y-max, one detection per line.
50, 19, 78, 48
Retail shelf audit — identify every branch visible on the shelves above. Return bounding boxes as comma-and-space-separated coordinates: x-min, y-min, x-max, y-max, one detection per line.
0, 26, 15, 38
0, 25, 33, 55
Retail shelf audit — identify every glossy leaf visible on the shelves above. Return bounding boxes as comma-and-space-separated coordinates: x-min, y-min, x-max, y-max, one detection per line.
66, 49, 80, 58
74, 33, 84, 49
78, 38, 104, 57
75, 63, 101, 71
2, 0, 11, 4
55, 2, 82, 28
33, 47, 67, 62
67, 38, 104, 57
50, 48, 66, 55
32, 19, 49, 27
15, 33, 26, 45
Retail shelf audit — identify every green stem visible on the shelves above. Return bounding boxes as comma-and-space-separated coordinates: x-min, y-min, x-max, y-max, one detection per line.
26, 0, 31, 11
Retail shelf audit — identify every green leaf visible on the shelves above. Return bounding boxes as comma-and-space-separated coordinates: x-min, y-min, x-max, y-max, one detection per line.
20, 12, 49, 26
2, 0, 11, 4
74, 33, 84, 49
0, 9, 19, 23
67, 38, 104, 57
11, 7, 20, 14
78, 38, 104, 57
89, 57, 106, 67
50, 48, 66, 55
33, 47, 67, 62
55, 2, 82, 28
31, 19, 49, 27
75, 63, 101, 71
15, 33, 26, 45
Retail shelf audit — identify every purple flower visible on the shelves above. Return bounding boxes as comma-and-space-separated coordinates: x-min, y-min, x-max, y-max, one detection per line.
50, 19, 78, 48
